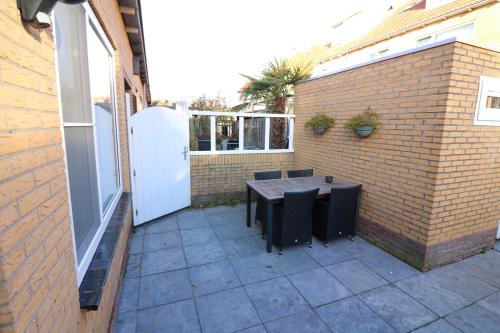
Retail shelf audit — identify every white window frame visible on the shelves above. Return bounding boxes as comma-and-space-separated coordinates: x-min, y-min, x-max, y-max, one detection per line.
53, 3, 123, 285
189, 111, 295, 155
474, 76, 500, 126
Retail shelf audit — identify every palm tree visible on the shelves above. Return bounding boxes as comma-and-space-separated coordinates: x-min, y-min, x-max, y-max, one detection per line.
235, 58, 313, 113
235, 58, 312, 149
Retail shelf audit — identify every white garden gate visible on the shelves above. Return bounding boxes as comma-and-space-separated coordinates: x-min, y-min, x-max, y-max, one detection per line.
128, 101, 191, 226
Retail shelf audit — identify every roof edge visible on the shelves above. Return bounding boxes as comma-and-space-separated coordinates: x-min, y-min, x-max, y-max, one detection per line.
320, 0, 497, 64
300, 37, 500, 84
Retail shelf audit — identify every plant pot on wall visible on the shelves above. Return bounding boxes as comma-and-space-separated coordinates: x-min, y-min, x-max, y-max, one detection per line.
345, 108, 380, 139
313, 126, 327, 135
355, 126, 374, 137
305, 114, 335, 135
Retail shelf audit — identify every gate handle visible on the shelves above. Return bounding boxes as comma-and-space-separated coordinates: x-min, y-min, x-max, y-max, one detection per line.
182, 146, 188, 160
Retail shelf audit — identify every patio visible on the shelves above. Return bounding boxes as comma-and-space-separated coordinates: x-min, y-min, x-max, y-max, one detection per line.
115, 204, 500, 333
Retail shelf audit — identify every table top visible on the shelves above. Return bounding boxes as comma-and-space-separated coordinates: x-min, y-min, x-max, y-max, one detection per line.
246, 176, 359, 201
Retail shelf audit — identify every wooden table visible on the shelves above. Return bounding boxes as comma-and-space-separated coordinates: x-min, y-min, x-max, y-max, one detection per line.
246, 176, 360, 252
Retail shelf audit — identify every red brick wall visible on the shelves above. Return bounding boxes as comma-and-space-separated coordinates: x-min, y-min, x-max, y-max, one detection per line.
294, 41, 500, 269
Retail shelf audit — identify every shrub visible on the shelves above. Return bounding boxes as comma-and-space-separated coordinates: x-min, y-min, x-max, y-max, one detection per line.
305, 114, 336, 129
345, 110, 380, 130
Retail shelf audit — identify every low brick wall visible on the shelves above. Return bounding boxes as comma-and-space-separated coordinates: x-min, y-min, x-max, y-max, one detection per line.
294, 41, 500, 270
190, 153, 294, 205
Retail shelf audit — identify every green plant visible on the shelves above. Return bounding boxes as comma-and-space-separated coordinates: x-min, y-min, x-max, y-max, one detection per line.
305, 114, 336, 129
345, 110, 380, 130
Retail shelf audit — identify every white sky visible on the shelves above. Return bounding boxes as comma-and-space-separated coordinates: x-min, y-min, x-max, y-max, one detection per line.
141, 0, 373, 105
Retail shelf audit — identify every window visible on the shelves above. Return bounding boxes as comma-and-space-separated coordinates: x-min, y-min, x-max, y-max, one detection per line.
474, 76, 500, 126
244, 117, 265, 150
188, 111, 294, 154
54, 3, 122, 284
369, 48, 389, 60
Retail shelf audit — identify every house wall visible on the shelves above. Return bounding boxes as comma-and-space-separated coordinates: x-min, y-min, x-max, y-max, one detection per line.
0, 0, 144, 332
294, 41, 500, 270
190, 153, 294, 205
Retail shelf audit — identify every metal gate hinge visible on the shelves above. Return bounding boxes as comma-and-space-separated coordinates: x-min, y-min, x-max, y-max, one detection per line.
131, 127, 134, 134
135, 209, 138, 216
133, 169, 136, 176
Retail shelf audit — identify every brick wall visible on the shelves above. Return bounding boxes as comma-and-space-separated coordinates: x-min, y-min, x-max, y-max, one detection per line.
190, 153, 294, 205
294, 41, 500, 270
0, 0, 144, 332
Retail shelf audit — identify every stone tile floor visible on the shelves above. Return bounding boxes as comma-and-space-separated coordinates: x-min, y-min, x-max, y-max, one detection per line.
115, 204, 500, 333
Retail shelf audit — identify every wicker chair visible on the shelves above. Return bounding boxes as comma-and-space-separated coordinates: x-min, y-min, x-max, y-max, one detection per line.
273, 188, 319, 254
287, 169, 313, 178
313, 184, 362, 246
254, 171, 282, 235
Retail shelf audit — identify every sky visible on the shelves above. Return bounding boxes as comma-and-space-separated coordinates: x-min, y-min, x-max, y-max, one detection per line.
141, 0, 373, 105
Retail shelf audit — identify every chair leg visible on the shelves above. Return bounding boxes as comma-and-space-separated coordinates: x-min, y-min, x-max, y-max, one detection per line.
308, 241, 312, 248
348, 235, 355, 241
323, 242, 328, 248
279, 246, 282, 255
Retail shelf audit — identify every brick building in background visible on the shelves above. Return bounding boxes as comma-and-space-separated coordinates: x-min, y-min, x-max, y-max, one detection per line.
0, 0, 149, 331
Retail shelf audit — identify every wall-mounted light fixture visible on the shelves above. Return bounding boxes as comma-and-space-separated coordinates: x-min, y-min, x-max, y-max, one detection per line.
17, 0, 87, 29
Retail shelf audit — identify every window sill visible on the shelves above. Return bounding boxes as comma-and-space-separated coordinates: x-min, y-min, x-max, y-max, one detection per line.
79, 192, 131, 311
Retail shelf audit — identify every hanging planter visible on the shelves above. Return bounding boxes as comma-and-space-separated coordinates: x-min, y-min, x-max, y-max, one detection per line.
345, 109, 380, 138
305, 114, 335, 135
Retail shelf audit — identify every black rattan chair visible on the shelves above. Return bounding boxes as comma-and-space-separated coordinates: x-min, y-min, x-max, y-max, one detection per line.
287, 169, 313, 178
254, 171, 282, 234
273, 188, 319, 254
313, 184, 362, 246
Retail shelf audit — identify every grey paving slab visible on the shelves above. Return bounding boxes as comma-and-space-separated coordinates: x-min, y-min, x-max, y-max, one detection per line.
358, 253, 420, 283
141, 247, 186, 276
232, 253, 283, 285
124, 253, 141, 279
128, 234, 143, 255
316, 296, 396, 333
118, 278, 139, 314
235, 325, 267, 333
214, 223, 253, 240
478, 291, 500, 316
445, 303, 500, 333
208, 210, 244, 226
188, 260, 241, 297
359, 285, 437, 333
305, 243, 355, 266
180, 227, 218, 246
196, 287, 261, 333
271, 248, 320, 275
143, 231, 181, 252
204, 204, 244, 216
184, 241, 226, 267
412, 319, 461, 333
136, 299, 200, 333
138, 269, 192, 309
177, 210, 211, 230
221, 236, 262, 260
289, 268, 351, 307
426, 264, 497, 302
115, 311, 137, 333
144, 214, 178, 234
264, 309, 331, 333
457, 251, 500, 288
395, 278, 466, 318
330, 238, 387, 258
132, 226, 145, 235
245, 277, 310, 322
327, 259, 388, 294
